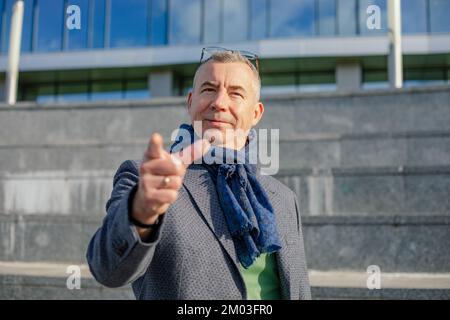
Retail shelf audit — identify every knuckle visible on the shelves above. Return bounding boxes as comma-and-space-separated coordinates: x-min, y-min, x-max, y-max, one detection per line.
166, 158, 175, 168
172, 177, 182, 189
155, 160, 175, 176
140, 161, 153, 173
152, 160, 168, 174
145, 188, 155, 200
144, 198, 154, 208
169, 190, 178, 203
139, 164, 146, 175
141, 175, 155, 188
177, 165, 186, 176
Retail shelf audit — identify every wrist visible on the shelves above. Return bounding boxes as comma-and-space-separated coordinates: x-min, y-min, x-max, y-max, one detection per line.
129, 213, 160, 229
129, 186, 160, 228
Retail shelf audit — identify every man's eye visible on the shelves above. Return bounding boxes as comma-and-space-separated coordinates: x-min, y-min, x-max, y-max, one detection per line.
201, 88, 214, 92
231, 92, 243, 98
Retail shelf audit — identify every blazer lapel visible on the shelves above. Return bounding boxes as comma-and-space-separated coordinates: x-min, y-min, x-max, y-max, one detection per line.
182, 164, 240, 269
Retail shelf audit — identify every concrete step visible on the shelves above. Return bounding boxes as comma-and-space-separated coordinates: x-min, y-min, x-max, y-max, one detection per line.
310, 270, 450, 299
311, 287, 450, 299
277, 166, 450, 216
2, 133, 450, 172
1, 87, 450, 174
0, 214, 99, 263
0, 100, 189, 147
260, 86, 450, 138
0, 170, 113, 218
279, 133, 450, 170
1, 86, 449, 146
1, 261, 449, 299
1, 214, 449, 273
2, 166, 450, 217
303, 215, 450, 273
0, 262, 133, 299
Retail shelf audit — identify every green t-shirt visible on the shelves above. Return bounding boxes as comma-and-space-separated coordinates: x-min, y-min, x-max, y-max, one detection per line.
239, 253, 282, 300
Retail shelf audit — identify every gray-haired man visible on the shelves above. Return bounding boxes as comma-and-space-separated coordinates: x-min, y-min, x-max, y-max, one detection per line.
87, 47, 311, 300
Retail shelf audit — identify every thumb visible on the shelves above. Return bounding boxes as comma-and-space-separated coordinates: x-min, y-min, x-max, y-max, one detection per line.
171, 139, 210, 167
144, 132, 167, 161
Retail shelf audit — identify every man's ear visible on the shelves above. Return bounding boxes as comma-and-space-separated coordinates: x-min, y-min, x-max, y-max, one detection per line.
187, 91, 193, 112
251, 102, 264, 126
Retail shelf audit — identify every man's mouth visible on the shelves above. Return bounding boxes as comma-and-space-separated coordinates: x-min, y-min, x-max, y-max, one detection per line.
204, 119, 231, 126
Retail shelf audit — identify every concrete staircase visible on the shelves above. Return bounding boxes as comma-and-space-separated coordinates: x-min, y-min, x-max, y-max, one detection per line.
1, 85, 449, 299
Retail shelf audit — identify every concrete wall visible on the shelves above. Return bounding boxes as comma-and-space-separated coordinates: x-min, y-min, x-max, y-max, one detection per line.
1, 85, 449, 298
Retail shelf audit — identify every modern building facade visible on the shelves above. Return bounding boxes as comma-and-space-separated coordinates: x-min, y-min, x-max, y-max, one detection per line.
0, 0, 449, 102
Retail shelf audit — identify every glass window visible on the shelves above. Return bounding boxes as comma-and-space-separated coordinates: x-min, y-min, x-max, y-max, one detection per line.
250, 0, 268, 40
22, 80, 151, 102
21, 0, 35, 52
404, 79, 446, 87
36, 0, 64, 52
362, 81, 389, 89
430, 0, 450, 33
318, 0, 336, 36
363, 69, 387, 82
1, 0, 15, 53
203, 0, 220, 43
359, 0, 387, 35
362, 69, 389, 89
110, 0, 148, 48
401, 0, 427, 34
0, 0, 5, 52
299, 71, 336, 92
223, 0, 248, 43
57, 82, 89, 101
169, 0, 201, 45
1, 0, 34, 53
65, 0, 89, 50
180, 77, 193, 96
299, 83, 337, 92
17, 82, 30, 101
261, 73, 296, 86
300, 72, 335, 84
150, 0, 167, 45
91, 81, 123, 100
338, 0, 357, 35
36, 84, 57, 103
90, 0, 106, 48
20, 84, 38, 101
269, 0, 315, 37
125, 80, 149, 99
404, 68, 446, 84
261, 73, 297, 95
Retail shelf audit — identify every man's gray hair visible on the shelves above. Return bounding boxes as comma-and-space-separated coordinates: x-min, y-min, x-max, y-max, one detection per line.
193, 51, 261, 102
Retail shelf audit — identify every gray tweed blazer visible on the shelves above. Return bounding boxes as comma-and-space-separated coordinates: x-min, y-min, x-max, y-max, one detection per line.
87, 160, 311, 300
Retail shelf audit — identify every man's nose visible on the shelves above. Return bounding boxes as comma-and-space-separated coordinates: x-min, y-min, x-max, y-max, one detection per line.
210, 89, 229, 111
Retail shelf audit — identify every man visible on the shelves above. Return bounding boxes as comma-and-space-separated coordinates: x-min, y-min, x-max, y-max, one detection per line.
87, 47, 311, 300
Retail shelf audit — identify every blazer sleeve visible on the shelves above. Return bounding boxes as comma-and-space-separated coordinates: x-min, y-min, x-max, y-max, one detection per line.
293, 192, 312, 300
86, 160, 165, 288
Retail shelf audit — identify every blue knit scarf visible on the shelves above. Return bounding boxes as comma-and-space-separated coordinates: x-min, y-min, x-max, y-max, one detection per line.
170, 124, 282, 268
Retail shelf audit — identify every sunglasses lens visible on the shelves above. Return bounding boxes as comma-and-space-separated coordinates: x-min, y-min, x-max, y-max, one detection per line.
201, 47, 259, 71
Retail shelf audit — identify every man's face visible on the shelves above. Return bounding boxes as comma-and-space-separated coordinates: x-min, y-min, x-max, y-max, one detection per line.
187, 61, 264, 150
